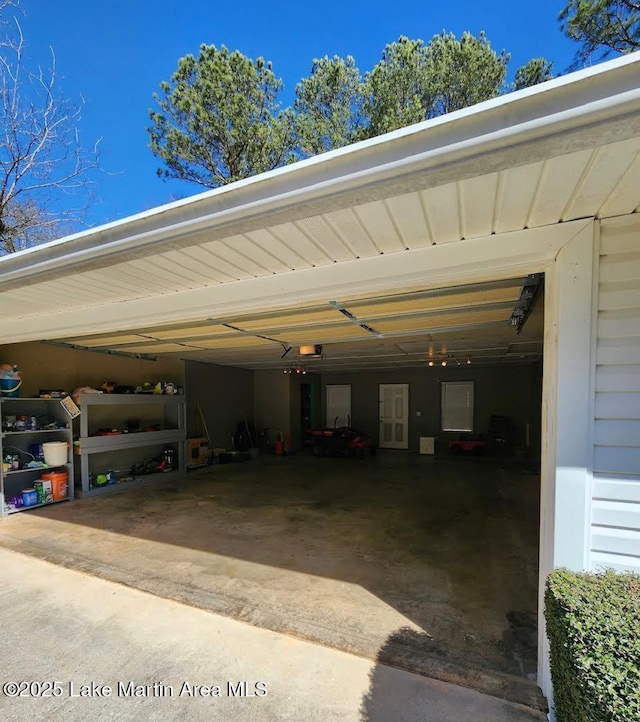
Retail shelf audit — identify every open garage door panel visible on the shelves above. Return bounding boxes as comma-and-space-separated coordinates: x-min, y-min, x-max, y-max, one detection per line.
52, 275, 544, 374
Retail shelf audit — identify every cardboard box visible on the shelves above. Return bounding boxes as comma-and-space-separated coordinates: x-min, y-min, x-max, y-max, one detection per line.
186, 437, 209, 468
34, 479, 53, 504
419, 436, 435, 455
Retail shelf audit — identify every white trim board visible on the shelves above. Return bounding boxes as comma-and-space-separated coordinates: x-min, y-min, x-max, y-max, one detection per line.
0, 220, 590, 343
537, 221, 597, 701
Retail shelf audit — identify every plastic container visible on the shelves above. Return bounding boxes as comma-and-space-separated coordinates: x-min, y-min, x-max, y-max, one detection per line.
6, 495, 24, 509
42, 442, 68, 466
0, 378, 21, 397
29, 443, 44, 461
21, 489, 37, 507
41, 471, 68, 501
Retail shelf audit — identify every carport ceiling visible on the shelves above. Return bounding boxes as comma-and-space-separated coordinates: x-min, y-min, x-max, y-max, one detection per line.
53, 276, 543, 370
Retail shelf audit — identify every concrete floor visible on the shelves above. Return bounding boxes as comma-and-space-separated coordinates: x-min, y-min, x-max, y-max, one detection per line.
0, 452, 543, 710
0, 547, 546, 722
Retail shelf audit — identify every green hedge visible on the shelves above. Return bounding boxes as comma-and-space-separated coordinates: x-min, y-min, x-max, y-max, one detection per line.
545, 569, 640, 722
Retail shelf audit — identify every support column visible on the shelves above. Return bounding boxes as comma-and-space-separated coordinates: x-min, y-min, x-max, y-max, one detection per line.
538, 221, 597, 700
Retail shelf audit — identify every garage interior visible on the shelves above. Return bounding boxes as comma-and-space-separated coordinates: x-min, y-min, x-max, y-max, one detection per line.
0, 273, 545, 708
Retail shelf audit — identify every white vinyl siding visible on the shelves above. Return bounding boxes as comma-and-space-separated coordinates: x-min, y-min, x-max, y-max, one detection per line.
441, 381, 474, 432
591, 217, 640, 573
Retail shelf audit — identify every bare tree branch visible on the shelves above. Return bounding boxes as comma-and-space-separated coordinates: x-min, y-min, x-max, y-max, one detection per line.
0, 1, 101, 254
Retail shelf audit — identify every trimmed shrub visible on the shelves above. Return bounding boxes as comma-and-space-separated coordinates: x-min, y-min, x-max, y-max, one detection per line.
545, 569, 640, 722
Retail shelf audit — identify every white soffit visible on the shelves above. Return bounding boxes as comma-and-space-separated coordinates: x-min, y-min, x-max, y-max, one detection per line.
1, 136, 638, 324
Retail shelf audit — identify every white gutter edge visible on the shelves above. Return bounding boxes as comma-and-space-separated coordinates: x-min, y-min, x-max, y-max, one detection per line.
1, 52, 639, 283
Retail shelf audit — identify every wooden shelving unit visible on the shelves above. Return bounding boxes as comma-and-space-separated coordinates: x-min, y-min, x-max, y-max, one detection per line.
75, 394, 186, 497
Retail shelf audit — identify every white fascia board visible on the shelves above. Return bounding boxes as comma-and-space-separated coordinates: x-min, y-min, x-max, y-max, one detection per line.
0, 53, 638, 286
0, 220, 590, 343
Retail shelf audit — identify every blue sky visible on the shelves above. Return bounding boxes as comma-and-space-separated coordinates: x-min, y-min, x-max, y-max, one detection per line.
17, 0, 581, 228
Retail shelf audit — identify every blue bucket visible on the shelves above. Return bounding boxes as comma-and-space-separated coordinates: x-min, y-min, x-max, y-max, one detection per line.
0, 378, 21, 397
22, 489, 37, 507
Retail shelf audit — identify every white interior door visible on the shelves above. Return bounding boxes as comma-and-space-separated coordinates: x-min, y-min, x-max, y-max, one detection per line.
326, 385, 351, 427
379, 384, 409, 449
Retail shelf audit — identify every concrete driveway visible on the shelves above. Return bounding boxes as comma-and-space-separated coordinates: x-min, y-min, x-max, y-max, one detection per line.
0, 548, 545, 721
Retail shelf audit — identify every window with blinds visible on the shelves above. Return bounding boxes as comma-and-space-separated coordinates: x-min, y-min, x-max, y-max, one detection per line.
441, 381, 474, 432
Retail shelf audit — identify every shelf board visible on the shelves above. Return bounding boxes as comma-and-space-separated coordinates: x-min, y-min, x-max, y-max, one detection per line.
4, 463, 72, 476
80, 394, 185, 406
6, 498, 70, 514
77, 429, 186, 454
2, 428, 70, 437
77, 469, 185, 497
1, 397, 66, 401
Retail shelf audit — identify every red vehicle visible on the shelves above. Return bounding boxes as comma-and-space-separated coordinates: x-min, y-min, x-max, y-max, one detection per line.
448, 434, 487, 455
305, 417, 376, 459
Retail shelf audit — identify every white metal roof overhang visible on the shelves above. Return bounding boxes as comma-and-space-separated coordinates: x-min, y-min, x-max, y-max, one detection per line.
0, 53, 639, 370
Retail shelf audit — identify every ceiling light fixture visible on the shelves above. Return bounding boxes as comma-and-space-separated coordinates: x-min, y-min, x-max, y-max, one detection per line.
299, 344, 323, 358
284, 366, 307, 374
428, 353, 470, 368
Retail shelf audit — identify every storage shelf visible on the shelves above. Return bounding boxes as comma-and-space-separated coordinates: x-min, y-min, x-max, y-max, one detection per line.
75, 394, 186, 496
1, 397, 75, 518
7, 498, 70, 514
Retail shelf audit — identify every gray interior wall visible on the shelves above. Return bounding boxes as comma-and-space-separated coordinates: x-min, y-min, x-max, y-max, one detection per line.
0, 341, 184, 396
252, 371, 322, 451
253, 370, 291, 444
321, 365, 540, 453
185, 361, 542, 454
184, 360, 253, 447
